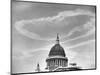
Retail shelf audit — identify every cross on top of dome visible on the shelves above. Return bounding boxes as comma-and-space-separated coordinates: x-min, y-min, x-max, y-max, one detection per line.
56, 33, 60, 44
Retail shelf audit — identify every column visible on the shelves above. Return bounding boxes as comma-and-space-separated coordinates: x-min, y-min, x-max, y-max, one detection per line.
62, 60, 64, 67
48, 61, 50, 66
55, 59, 56, 66
60, 60, 61, 66
64, 60, 65, 67
49, 60, 51, 66
47, 61, 48, 66
58, 59, 59, 66
57, 59, 58, 66
63, 60, 65, 67
56, 59, 57, 65
58, 59, 60, 66
54, 59, 55, 66
65, 61, 67, 66
53, 60, 54, 66
50, 60, 52, 66
61, 59, 62, 66
51, 60, 53, 66
63, 61, 64, 67
60, 59, 62, 66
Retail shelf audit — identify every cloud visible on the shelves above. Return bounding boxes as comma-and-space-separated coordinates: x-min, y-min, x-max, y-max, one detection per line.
15, 9, 95, 41
61, 16, 95, 41
60, 16, 95, 48
15, 20, 41, 39
66, 39, 95, 48
62, 27, 95, 44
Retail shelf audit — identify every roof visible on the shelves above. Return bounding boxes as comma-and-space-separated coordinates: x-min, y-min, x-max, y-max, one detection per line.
49, 44, 66, 57
53, 66, 82, 71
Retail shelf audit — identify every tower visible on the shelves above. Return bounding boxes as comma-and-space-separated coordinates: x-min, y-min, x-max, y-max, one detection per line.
35, 63, 41, 72
46, 34, 68, 71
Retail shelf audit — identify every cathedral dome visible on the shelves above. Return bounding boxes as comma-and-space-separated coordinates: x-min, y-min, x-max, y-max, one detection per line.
49, 34, 66, 57
49, 44, 66, 57
46, 34, 68, 71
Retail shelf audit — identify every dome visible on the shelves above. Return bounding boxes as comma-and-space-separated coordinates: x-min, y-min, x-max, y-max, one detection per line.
49, 44, 66, 57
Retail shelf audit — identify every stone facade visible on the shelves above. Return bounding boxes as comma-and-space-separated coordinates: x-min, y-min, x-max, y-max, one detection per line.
46, 34, 68, 71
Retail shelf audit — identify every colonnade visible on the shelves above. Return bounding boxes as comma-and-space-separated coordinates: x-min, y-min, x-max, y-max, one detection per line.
47, 59, 67, 67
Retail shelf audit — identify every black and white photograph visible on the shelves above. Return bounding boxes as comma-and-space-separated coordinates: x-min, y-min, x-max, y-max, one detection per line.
11, 0, 96, 74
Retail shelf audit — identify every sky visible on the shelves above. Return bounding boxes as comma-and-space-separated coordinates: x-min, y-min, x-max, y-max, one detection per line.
12, 0, 96, 73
